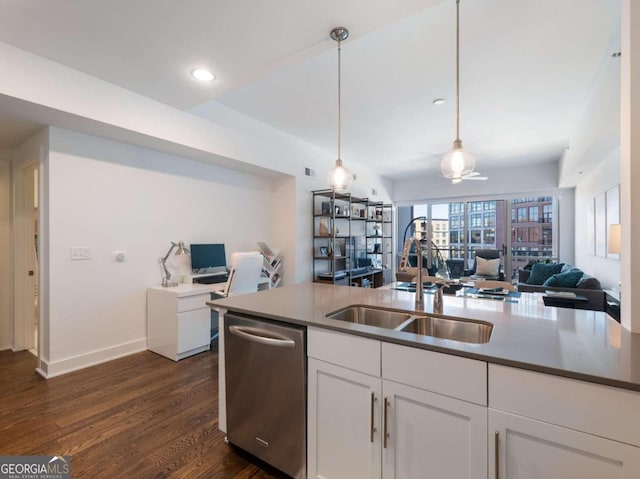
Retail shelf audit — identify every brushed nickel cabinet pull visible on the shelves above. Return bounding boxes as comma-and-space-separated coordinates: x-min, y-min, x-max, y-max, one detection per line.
383, 397, 389, 449
494, 431, 500, 479
370, 392, 377, 443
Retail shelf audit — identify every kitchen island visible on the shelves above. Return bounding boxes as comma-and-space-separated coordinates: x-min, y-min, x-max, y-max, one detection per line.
209, 282, 640, 478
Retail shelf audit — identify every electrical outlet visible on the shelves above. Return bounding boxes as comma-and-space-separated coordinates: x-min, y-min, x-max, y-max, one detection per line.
70, 247, 92, 260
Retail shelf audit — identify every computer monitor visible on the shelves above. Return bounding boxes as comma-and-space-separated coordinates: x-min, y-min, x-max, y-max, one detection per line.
190, 243, 227, 274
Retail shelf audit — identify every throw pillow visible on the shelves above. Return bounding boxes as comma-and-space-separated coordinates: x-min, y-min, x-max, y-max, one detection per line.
542, 270, 583, 288
526, 262, 564, 285
475, 257, 500, 277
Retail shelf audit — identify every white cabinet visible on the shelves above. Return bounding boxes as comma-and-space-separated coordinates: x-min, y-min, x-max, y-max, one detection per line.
489, 409, 640, 478
308, 358, 382, 479
382, 380, 487, 479
489, 364, 640, 478
147, 284, 217, 361
307, 327, 488, 479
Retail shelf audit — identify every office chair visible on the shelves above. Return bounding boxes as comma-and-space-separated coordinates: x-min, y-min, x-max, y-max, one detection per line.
213, 251, 263, 298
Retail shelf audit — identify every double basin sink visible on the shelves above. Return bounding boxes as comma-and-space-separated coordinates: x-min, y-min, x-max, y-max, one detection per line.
326, 305, 493, 344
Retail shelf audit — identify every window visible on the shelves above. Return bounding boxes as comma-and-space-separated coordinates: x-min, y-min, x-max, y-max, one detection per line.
470, 202, 482, 212
517, 208, 527, 223
450, 231, 459, 243
483, 213, 495, 227
529, 206, 539, 222
484, 201, 496, 211
451, 217, 460, 229
516, 227, 528, 242
543, 205, 552, 223
471, 214, 482, 228
483, 230, 495, 244
529, 227, 539, 243
542, 227, 552, 245
470, 230, 481, 244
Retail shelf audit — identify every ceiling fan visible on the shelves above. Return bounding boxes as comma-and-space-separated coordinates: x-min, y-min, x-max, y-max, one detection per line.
451, 171, 488, 184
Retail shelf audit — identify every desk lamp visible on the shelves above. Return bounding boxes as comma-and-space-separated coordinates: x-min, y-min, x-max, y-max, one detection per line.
159, 241, 189, 287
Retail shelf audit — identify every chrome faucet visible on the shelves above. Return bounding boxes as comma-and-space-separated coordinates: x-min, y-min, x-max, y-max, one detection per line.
401, 236, 447, 314
403, 237, 424, 311
433, 284, 444, 315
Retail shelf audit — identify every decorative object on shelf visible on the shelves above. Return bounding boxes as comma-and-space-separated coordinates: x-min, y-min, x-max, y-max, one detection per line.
319, 246, 329, 257
440, 0, 486, 184
319, 217, 329, 236
158, 241, 189, 287
327, 27, 353, 191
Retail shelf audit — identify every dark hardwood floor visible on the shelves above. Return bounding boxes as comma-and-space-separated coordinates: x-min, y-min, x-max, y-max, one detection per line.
0, 349, 288, 478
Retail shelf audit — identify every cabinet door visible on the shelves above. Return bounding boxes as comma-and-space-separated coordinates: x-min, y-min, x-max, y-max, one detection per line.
308, 358, 382, 479
489, 409, 640, 479
382, 380, 487, 479
176, 307, 209, 354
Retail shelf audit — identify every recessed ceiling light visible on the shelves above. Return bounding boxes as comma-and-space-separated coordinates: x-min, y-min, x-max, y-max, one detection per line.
191, 68, 215, 82
433, 98, 446, 106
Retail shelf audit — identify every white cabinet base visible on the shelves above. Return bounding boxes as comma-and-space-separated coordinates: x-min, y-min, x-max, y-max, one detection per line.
490, 409, 640, 478
147, 284, 218, 361
308, 358, 382, 479
383, 380, 487, 479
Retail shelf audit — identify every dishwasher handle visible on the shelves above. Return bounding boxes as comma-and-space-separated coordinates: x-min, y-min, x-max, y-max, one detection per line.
228, 325, 296, 348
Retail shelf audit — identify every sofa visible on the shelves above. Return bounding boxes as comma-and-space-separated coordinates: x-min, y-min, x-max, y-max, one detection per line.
517, 263, 605, 311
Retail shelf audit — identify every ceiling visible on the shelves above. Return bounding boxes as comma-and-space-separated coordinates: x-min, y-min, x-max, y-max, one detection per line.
0, 0, 620, 179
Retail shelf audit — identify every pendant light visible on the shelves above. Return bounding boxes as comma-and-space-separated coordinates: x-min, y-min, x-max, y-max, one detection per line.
328, 27, 353, 190
441, 0, 475, 180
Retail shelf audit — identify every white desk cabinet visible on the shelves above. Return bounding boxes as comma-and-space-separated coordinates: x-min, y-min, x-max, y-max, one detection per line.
147, 284, 218, 361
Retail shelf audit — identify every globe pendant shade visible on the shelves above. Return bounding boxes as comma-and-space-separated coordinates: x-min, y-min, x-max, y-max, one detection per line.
441, 143, 474, 179
328, 158, 352, 190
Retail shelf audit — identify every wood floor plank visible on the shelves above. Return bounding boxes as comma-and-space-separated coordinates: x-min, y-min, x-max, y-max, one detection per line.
0, 350, 289, 478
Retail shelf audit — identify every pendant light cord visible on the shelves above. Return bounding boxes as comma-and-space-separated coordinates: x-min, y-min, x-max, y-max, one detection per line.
456, 0, 460, 142
337, 39, 342, 160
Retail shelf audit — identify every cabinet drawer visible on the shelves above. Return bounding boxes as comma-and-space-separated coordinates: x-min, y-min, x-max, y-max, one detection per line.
308, 327, 381, 377
382, 342, 487, 405
177, 293, 210, 313
489, 364, 640, 447
177, 308, 210, 353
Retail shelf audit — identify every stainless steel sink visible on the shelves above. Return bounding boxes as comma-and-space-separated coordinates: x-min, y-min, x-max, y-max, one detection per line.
399, 316, 493, 344
326, 306, 414, 330
326, 305, 493, 343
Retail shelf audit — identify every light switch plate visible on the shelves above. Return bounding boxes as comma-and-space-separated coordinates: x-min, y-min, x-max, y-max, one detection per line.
70, 247, 92, 260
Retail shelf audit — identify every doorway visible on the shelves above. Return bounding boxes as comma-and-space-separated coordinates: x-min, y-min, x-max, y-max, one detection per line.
13, 163, 38, 354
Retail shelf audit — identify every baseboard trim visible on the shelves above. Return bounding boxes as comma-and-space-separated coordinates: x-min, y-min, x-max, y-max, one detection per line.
39, 338, 148, 378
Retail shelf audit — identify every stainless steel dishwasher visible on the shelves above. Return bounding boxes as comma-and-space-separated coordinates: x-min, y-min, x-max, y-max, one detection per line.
224, 312, 306, 479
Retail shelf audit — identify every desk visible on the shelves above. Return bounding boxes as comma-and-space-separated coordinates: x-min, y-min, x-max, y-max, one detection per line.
147, 283, 220, 360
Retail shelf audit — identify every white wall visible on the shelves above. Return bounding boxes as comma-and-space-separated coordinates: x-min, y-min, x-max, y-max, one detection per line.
0, 154, 11, 350
574, 148, 620, 289
43, 127, 275, 376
